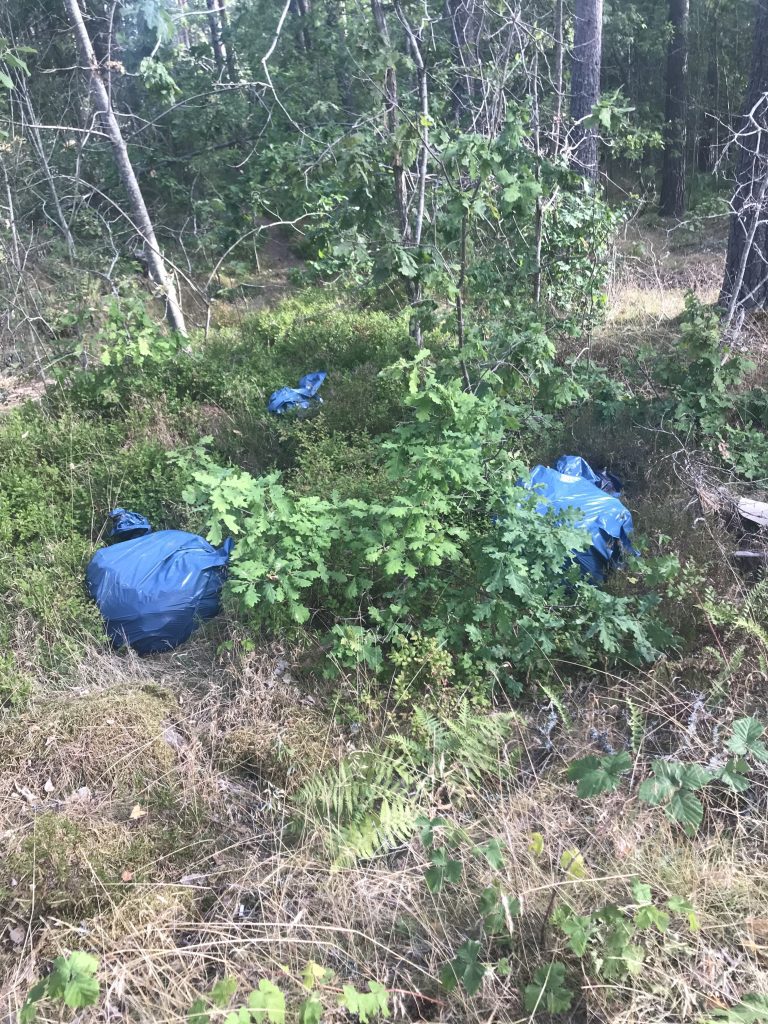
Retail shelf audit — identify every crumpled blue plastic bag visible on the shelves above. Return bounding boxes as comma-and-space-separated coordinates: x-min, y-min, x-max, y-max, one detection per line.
109, 507, 152, 542
268, 371, 326, 414
87, 513, 233, 654
555, 454, 623, 496
522, 458, 637, 582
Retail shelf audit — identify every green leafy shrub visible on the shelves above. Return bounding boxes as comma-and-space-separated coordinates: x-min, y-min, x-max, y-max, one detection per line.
180, 354, 668, 700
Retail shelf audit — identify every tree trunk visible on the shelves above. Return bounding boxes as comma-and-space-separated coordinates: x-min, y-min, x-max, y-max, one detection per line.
370, 0, 409, 244
553, 0, 564, 156
720, 0, 768, 315
218, 1, 239, 82
569, 0, 603, 182
63, 0, 187, 335
206, 0, 225, 74
660, 0, 689, 217
446, 0, 479, 125
17, 75, 76, 258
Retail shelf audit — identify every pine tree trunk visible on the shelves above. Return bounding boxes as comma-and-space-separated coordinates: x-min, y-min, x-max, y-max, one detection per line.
63, 0, 187, 336
660, 0, 689, 217
720, 0, 768, 315
569, 0, 603, 182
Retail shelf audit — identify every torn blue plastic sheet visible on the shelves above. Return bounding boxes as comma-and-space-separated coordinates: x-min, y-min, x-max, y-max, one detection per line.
87, 510, 233, 654
268, 371, 327, 414
522, 458, 637, 582
109, 507, 152, 542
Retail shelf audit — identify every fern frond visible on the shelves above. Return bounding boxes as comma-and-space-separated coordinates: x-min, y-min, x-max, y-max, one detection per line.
538, 682, 572, 727
626, 698, 644, 753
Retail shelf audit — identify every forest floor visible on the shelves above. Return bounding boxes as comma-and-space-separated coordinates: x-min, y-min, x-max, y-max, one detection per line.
1, 218, 768, 1024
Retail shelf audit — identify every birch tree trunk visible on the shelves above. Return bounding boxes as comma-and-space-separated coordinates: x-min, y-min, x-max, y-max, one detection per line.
63, 0, 187, 335
569, 0, 603, 182
206, 0, 225, 75
659, 0, 689, 217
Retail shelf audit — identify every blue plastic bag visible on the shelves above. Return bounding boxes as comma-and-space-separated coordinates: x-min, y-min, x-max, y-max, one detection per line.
268, 371, 326, 414
522, 458, 637, 582
555, 454, 623, 496
108, 507, 152, 542
87, 515, 233, 654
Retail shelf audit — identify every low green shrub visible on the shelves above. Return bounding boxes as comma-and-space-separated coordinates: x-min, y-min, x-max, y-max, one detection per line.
180, 353, 669, 701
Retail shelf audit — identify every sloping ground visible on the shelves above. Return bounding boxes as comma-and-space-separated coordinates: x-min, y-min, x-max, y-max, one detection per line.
2, 228, 768, 1024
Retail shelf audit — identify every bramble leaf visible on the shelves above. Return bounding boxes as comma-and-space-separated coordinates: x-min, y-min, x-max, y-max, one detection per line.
524, 962, 573, 1015
727, 718, 768, 762
567, 751, 631, 797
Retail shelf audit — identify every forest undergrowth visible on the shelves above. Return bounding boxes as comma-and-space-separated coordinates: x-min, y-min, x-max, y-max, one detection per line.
1, 221, 768, 1024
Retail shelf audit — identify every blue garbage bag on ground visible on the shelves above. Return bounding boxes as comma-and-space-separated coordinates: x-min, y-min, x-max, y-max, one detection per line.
555, 454, 623, 496
109, 507, 152, 542
268, 371, 326, 414
522, 458, 637, 582
87, 513, 233, 654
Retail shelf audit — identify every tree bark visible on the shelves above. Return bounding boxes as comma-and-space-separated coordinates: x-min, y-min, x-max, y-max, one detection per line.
446, 0, 479, 125
569, 0, 603, 182
660, 0, 689, 217
553, 0, 564, 156
63, 0, 187, 335
206, 0, 225, 74
720, 0, 768, 315
218, 1, 239, 82
370, 0, 409, 244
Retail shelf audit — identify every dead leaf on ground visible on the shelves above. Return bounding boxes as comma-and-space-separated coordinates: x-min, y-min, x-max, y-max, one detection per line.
121, 870, 134, 882
43, 778, 55, 794
8, 926, 25, 945
128, 804, 147, 820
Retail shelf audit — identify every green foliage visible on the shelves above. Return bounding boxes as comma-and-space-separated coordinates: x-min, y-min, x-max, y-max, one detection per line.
188, 972, 389, 1024
648, 294, 768, 481
440, 940, 486, 996
338, 982, 390, 1023
59, 289, 183, 411
567, 750, 632, 797
707, 995, 768, 1023
552, 882, 698, 987
293, 702, 515, 863
727, 717, 768, 762
182, 354, 668, 699
523, 962, 573, 1016
21, 952, 100, 1022
638, 761, 713, 836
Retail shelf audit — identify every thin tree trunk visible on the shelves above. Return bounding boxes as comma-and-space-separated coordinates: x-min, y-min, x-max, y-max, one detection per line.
327, 0, 353, 111
569, 0, 603, 182
17, 77, 75, 259
660, 0, 689, 217
206, 0, 225, 74
64, 0, 187, 335
720, 0, 768, 315
446, 0, 478, 124
370, 0, 410, 244
553, 0, 564, 156
394, 1, 429, 347
0, 153, 21, 273
218, 1, 239, 82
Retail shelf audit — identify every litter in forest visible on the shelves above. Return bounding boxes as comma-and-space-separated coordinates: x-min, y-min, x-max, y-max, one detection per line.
267, 371, 326, 414
521, 455, 637, 582
87, 510, 233, 654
